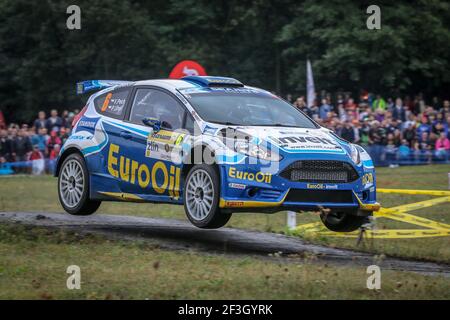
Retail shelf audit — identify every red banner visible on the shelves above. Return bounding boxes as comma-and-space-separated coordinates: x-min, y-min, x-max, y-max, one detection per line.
169, 60, 207, 79
0, 111, 5, 129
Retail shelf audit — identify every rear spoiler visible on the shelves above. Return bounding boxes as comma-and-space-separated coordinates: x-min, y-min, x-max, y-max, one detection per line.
76, 80, 132, 95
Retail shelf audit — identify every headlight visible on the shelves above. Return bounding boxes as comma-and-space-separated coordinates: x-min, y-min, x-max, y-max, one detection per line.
234, 140, 281, 161
349, 144, 361, 165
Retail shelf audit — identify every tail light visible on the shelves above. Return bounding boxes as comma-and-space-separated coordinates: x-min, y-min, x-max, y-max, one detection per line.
72, 105, 87, 128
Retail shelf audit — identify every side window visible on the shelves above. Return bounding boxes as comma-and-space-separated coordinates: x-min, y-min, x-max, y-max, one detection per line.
129, 88, 186, 131
184, 114, 198, 135
94, 88, 130, 119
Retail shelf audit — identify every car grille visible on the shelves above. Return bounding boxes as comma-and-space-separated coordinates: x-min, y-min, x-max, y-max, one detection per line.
285, 189, 354, 203
280, 160, 359, 183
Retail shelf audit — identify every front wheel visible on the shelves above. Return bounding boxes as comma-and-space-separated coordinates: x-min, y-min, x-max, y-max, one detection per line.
320, 211, 368, 232
58, 153, 101, 215
183, 164, 231, 229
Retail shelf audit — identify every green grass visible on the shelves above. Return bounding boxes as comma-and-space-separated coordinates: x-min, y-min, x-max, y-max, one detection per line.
0, 224, 449, 300
0, 165, 449, 262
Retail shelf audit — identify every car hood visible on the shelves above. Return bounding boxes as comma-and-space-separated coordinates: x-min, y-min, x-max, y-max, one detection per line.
218, 125, 347, 155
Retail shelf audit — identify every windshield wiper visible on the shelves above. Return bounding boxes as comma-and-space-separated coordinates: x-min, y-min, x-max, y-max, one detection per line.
210, 121, 240, 126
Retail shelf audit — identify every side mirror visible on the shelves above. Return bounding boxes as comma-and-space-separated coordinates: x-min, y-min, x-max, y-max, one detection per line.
142, 117, 161, 133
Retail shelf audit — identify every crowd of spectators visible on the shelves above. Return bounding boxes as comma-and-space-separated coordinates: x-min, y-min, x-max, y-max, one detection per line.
288, 92, 450, 165
1, 91, 450, 175
0, 109, 78, 174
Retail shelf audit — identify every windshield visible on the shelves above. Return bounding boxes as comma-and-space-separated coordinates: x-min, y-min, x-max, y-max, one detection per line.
183, 90, 317, 128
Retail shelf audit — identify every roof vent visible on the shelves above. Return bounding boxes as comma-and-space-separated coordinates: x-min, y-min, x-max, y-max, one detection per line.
182, 76, 244, 88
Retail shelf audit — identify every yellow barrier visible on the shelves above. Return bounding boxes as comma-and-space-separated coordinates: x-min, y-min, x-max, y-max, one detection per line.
377, 188, 450, 196
294, 188, 450, 239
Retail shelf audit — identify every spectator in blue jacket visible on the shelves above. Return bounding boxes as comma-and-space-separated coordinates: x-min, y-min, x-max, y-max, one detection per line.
416, 116, 431, 137
398, 139, 411, 160
31, 127, 49, 156
319, 98, 331, 120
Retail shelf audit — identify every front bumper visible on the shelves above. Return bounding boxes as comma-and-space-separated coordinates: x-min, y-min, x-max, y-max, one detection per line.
218, 161, 380, 213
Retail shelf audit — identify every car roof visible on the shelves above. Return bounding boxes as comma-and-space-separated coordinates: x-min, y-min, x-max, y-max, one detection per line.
134, 79, 197, 89
132, 79, 270, 96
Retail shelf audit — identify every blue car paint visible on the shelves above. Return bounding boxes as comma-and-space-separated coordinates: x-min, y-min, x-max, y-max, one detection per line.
57, 76, 378, 214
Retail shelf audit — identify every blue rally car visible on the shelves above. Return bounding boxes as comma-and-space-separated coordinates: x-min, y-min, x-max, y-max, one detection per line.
56, 76, 379, 231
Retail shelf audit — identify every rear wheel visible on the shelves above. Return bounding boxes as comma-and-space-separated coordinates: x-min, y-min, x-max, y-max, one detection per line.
183, 164, 231, 229
58, 153, 101, 215
320, 211, 368, 232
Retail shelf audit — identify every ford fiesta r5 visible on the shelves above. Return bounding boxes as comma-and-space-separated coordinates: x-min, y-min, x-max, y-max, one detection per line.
55, 76, 379, 231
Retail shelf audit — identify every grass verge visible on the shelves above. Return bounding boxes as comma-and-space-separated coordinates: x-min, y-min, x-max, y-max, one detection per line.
0, 224, 449, 299
0, 165, 449, 262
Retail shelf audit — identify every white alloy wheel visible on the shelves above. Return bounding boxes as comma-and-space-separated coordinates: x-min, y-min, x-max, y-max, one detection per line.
185, 169, 214, 220
59, 159, 85, 208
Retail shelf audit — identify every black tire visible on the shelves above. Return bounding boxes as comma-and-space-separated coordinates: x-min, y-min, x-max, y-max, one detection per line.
320, 211, 367, 232
58, 153, 101, 215
183, 164, 231, 229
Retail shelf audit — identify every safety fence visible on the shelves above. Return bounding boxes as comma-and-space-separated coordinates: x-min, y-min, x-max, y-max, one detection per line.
0, 159, 57, 175
0, 147, 449, 176
364, 145, 450, 166
293, 188, 450, 239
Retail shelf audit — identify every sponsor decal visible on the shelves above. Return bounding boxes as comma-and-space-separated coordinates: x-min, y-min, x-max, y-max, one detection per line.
175, 134, 185, 145
307, 183, 339, 190
203, 125, 218, 135
149, 131, 172, 143
144, 130, 186, 161
78, 120, 97, 129
108, 143, 181, 199
270, 133, 339, 151
74, 117, 100, 134
175, 92, 189, 105
191, 110, 201, 121
362, 173, 374, 186
70, 135, 92, 141
307, 183, 324, 189
228, 183, 246, 190
145, 140, 159, 157
100, 92, 126, 115
228, 167, 272, 183
101, 93, 113, 112
224, 201, 245, 208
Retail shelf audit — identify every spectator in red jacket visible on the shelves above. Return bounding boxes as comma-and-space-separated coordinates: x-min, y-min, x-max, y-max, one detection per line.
46, 130, 62, 156
29, 145, 45, 175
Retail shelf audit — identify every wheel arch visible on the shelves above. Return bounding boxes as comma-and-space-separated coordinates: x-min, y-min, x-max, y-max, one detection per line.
54, 147, 84, 177
181, 144, 219, 180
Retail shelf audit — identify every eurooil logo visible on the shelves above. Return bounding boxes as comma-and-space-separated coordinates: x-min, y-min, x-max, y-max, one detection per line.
108, 143, 181, 198
307, 183, 325, 189
228, 167, 272, 183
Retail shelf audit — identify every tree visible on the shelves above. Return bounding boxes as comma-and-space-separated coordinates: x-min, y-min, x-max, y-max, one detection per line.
277, 0, 450, 97
0, 0, 449, 123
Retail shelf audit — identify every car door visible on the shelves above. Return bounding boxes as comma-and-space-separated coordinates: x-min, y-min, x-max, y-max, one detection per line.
121, 87, 188, 199
89, 87, 131, 189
